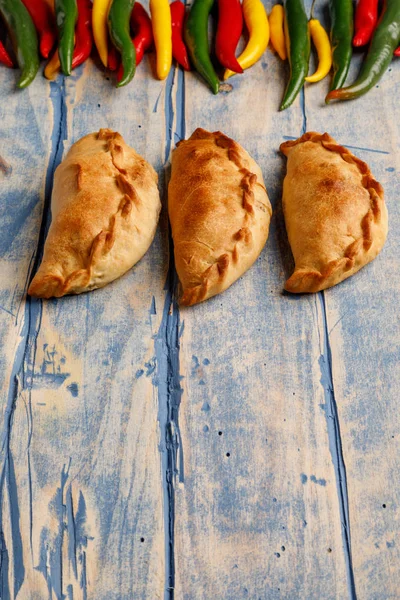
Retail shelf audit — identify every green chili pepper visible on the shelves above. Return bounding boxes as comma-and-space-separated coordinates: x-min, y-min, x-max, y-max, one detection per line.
108, 0, 136, 87
329, 0, 353, 91
280, 0, 310, 111
326, 0, 400, 102
55, 0, 78, 76
184, 0, 219, 95
0, 0, 39, 88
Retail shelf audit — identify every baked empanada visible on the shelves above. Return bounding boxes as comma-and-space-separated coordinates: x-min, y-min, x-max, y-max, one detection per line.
280, 132, 388, 293
168, 128, 272, 306
29, 129, 161, 298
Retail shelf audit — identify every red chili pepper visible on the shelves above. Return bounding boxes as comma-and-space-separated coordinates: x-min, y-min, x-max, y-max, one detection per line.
0, 40, 13, 67
21, 0, 56, 59
170, 1, 190, 71
112, 3, 153, 80
215, 0, 243, 73
72, 0, 93, 69
130, 2, 153, 65
395, 46, 400, 56
353, 0, 379, 47
108, 44, 119, 70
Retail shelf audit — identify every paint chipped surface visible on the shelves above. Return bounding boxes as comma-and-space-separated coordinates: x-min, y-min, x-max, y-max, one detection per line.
0, 1, 400, 598
1, 58, 166, 598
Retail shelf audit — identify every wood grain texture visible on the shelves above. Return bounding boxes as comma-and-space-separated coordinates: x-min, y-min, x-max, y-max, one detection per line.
0, 0, 399, 597
1, 56, 168, 599
0, 70, 55, 600
173, 15, 348, 595
304, 18, 400, 596
0, 74, 51, 406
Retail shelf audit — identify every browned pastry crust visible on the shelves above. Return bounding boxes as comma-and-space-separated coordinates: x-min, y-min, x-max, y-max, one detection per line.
168, 128, 272, 306
28, 129, 160, 298
280, 132, 388, 293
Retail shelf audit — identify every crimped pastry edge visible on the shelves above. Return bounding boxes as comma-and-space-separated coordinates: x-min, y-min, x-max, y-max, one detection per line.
176, 128, 271, 306
280, 131, 386, 294
28, 129, 152, 298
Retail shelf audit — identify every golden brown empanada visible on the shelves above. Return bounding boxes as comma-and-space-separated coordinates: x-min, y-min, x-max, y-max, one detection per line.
29, 129, 161, 298
280, 132, 388, 293
168, 128, 272, 306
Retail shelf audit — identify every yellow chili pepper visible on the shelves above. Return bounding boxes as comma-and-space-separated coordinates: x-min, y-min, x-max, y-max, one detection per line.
44, 49, 61, 80
269, 5, 287, 61
150, 0, 172, 80
305, 19, 332, 83
93, 0, 111, 67
224, 0, 269, 80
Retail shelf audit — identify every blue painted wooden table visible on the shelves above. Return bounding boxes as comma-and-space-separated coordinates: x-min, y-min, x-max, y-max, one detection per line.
1, 2, 399, 598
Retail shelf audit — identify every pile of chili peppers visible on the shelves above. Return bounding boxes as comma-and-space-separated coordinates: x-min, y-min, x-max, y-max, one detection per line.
0, 0, 156, 86
0, 0, 398, 106
270, 0, 399, 107
327, 0, 400, 102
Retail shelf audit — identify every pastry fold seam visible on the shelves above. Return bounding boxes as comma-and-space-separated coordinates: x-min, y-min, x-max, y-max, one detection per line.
180, 130, 270, 306
28, 128, 160, 298
29, 191, 135, 298
280, 132, 386, 292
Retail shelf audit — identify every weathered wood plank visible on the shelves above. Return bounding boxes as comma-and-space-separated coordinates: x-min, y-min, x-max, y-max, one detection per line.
305, 41, 400, 598
0, 69, 54, 600
0, 73, 52, 406
1, 0, 398, 595
173, 3, 349, 593
2, 54, 168, 598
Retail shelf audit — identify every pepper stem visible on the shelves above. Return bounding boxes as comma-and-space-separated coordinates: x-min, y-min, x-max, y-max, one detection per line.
310, 0, 317, 20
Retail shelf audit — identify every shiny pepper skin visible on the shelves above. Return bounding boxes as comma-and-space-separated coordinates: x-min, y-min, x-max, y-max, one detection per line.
269, 4, 287, 61
170, 1, 191, 71
55, 0, 79, 75
150, 0, 172, 79
0, 0, 40, 87
93, 0, 111, 66
73, 0, 92, 68
108, 0, 136, 87
21, 0, 56, 58
329, 0, 353, 90
116, 3, 153, 82
327, 0, 400, 102
108, 2, 153, 75
353, 0, 379, 47
280, 0, 310, 110
305, 19, 332, 83
215, 0, 243, 73
184, 0, 219, 92
44, 0, 92, 80
224, 0, 269, 80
